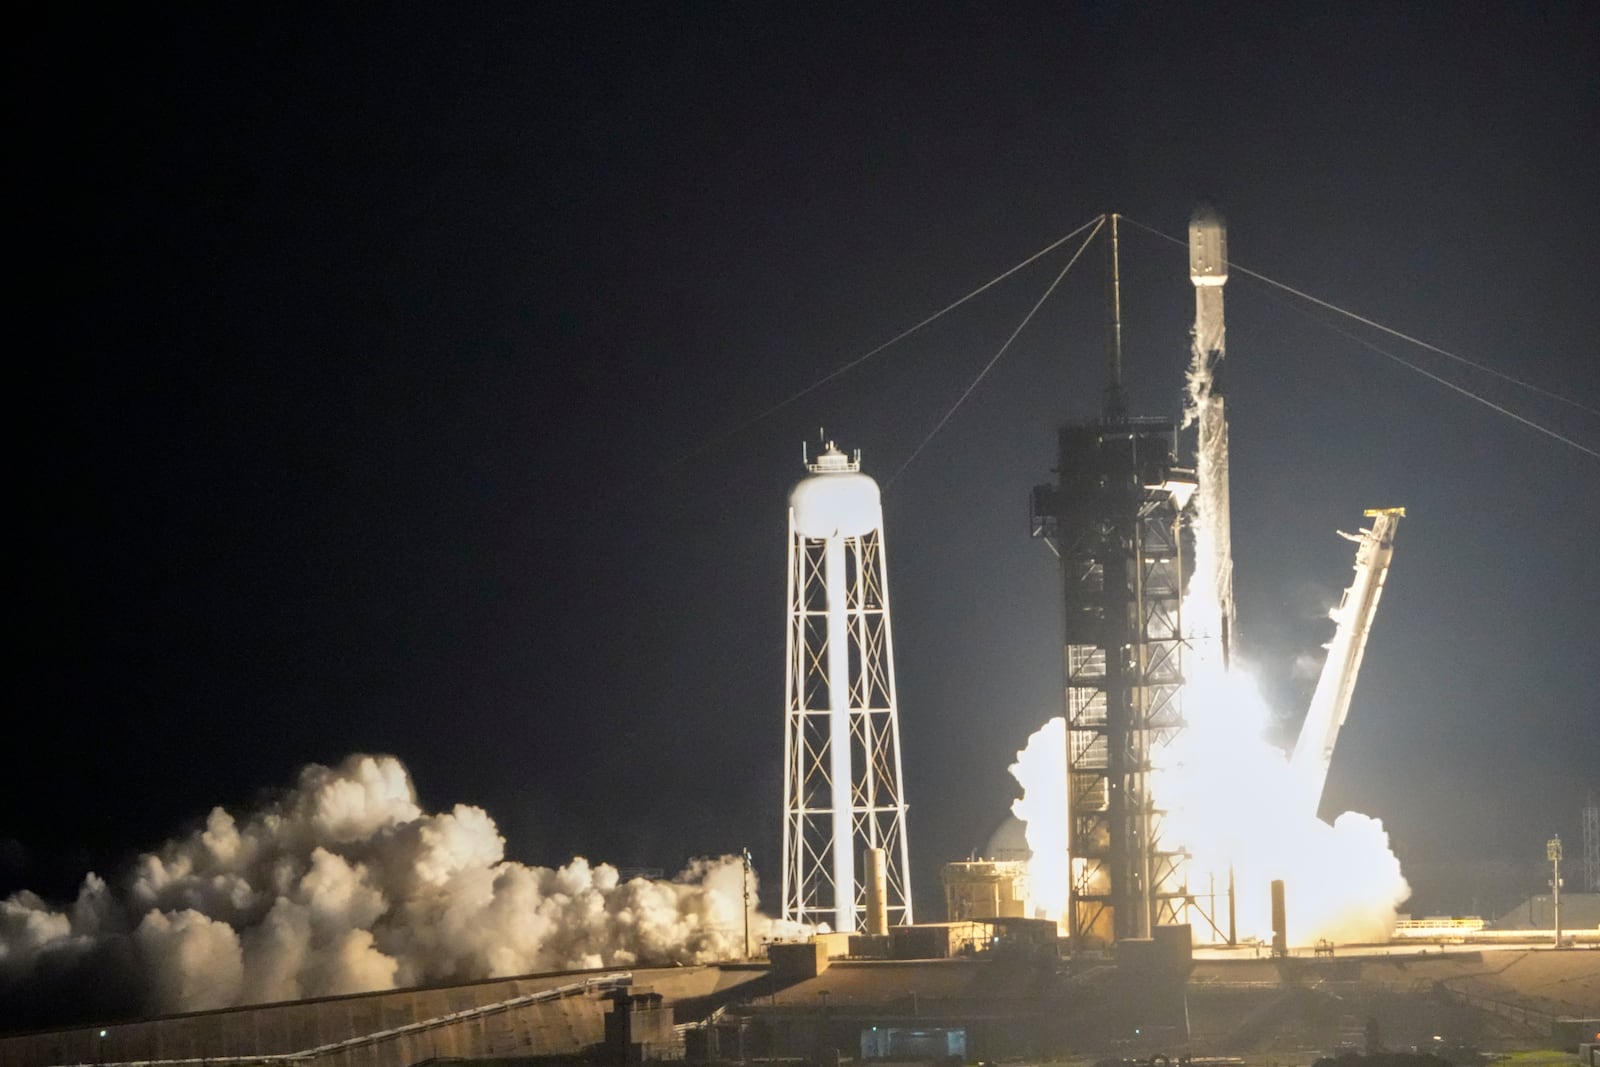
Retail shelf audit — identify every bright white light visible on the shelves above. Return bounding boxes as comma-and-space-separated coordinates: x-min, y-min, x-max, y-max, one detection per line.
1008, 344, 1409, 946
1011, 621, 1410, 945
1154, 653, 1410, 943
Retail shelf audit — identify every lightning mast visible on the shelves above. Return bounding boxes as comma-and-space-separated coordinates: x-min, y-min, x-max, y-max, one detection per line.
1032, 214, 1196, 946
782, 441, 914, 931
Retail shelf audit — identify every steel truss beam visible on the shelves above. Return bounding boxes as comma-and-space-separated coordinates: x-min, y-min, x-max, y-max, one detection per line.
1034, 419, 1221, 948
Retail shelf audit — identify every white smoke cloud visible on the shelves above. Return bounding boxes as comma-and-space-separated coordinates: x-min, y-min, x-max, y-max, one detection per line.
1008, 646, 1410, 945
0, 754, 805, 1020
135, 909, 244, 1012
1, 892, 75, 970
1291, 650, 1326, 680
1008, 718, 1067, 923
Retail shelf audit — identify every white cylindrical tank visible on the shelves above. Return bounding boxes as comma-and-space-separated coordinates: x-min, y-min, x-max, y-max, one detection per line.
789, 470, 882, 539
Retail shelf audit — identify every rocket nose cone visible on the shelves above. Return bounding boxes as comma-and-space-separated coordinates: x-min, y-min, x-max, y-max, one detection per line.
1190, 201, 1225, 231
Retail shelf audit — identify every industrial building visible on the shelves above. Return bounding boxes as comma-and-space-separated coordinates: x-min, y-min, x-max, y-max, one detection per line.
940, 859, 1028, 921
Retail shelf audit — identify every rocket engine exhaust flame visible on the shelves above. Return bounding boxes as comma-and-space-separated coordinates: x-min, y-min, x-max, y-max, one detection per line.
0, 754, 806, 1021
1162, 271, 1411, 944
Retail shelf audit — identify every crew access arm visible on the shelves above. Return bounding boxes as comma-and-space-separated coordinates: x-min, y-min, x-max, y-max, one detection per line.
1288, 508, 1404, 818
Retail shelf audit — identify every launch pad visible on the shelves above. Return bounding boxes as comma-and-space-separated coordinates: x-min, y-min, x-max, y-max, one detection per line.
6, 947, 1592, 1067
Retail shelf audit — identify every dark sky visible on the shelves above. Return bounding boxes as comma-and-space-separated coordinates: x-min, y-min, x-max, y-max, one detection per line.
9, 5, 1598, 922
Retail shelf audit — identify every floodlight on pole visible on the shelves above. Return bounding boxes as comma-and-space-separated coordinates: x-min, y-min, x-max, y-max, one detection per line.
1547, 835, 1563, 948
742, 847, 752, 960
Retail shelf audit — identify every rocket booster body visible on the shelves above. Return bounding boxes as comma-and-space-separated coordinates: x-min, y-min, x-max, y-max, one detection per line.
1188, 204, 1236, 664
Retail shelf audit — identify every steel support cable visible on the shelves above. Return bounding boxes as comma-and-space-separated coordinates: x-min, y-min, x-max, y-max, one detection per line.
629, 214, 1107, 489
886, 215, 1107, 489
1258, 285, 1600, 460
1119, 215, 1600, 419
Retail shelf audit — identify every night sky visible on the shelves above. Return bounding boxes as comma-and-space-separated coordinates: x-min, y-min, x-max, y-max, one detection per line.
10, 6, 1598, 928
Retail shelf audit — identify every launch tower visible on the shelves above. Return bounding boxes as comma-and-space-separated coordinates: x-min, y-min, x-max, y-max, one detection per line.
1031, 215, 1199, 946
782, 442, 914, 932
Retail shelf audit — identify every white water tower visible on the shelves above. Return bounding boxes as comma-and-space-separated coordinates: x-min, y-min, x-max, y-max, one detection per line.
781, 441, 913, 932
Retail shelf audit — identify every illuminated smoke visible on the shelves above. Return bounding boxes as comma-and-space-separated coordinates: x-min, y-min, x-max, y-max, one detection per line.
1153, 660, 1410, 943
0, 754, 803, 1019
1170, 340, 1410, 944
1007, 623, 1410, 943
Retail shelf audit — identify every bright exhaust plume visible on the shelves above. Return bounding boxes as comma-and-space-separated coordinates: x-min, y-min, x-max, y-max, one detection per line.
1008, 336, 1409, 945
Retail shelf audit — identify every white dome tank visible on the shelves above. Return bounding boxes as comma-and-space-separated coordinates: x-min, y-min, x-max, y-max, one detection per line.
789, 442, 882, 539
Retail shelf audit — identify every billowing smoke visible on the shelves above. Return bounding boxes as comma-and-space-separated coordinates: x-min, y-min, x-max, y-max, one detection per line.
1008, 717, 1067, 921
1008, 634, 1410, 945
1175, 335, 1409, 944
1153, 661, 1411, 943
1, 754, 803, 1024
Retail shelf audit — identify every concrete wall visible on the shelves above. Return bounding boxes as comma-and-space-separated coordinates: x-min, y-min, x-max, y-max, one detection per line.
0, 966, 761, 1067
0, 978, 607, 1067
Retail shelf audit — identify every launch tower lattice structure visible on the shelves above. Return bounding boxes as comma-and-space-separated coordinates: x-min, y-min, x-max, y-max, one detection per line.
1029, 212, 1233, 948
1032, 418, 1199, 946
781, 443, 914, 932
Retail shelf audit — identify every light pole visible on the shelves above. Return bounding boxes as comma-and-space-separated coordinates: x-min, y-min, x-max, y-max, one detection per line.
742, 847, 752, 960
1547, 836, 1563, 948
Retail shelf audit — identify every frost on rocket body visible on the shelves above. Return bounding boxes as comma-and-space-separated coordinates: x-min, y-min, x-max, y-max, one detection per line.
0, 754, 803, 1021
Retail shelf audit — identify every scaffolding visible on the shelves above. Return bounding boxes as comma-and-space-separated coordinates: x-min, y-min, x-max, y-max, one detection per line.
1032, 418, 1199, 946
